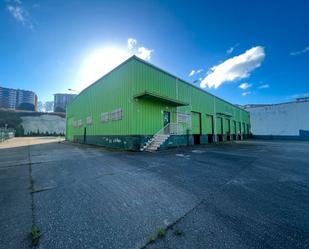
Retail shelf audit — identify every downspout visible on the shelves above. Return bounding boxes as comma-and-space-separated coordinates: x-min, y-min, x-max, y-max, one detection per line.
213, 96, 217, 142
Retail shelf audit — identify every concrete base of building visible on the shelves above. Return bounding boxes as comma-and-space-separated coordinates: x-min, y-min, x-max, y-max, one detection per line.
73, 135, 152, 151
71, 133, 250, 151
216, 134, 227, 142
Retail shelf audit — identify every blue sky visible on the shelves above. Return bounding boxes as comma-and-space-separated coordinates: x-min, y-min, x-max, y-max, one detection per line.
0, 0, 308, 104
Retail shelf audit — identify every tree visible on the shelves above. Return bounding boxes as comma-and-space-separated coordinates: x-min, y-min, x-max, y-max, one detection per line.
44, 101, 54, 112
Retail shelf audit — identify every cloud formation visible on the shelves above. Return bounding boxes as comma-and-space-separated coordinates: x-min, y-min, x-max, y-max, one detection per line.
136, 47, 153, 61
239, 82, 252, 90
127, 38, 153, 61
242, 91, 251, 96
6, 0, 33, 29
259, 84, 269, 89
189, 70, 195, 77
200, 46, 265, 89
290, 46, 309, 56
127, 38, 137, 50
188, 69, 203, 77
226, 43, 239, 54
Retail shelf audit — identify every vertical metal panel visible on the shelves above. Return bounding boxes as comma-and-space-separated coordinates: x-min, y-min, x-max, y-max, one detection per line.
205, 114, 214, 134
66, 57, 251, 140
191, 112, 200, 134
216, 117, 223, 134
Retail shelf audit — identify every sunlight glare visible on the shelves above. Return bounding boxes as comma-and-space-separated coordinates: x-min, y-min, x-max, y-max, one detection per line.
79, 47, 130, 90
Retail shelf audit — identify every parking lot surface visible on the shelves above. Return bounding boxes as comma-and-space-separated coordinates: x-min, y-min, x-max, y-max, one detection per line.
0, 137, 308, 249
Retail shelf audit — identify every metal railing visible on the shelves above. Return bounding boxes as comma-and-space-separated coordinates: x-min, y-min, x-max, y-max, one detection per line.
0, 128, 15, 143
156, 122, 187, 136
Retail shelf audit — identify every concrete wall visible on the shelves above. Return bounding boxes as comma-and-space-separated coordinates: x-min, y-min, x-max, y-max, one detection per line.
246, 101, 309, 138
21, 114, 65, 135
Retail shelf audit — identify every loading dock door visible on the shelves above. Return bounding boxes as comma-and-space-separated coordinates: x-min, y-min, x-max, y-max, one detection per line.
206, 114, 214, 143
216, 117, 223, 135
205, 115, 214, 134
216, 117, 223, 142
191, 112, 201, 144
224, 119, 230, 135
191, 112, 201, 135
233, 121, 237, 134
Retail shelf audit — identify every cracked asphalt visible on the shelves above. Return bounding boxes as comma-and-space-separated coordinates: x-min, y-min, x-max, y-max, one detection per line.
0, 137, 308, 249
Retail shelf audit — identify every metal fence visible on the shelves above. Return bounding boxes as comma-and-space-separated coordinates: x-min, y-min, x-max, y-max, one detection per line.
0, 127, 15, 142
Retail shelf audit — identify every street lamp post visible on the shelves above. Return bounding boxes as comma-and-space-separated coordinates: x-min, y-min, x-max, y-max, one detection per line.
68, 88, 80, 94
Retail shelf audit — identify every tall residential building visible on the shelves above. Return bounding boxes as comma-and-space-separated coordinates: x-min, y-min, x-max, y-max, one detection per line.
0, 87, 38, 111
54, 93, 76, 112
0, 87, 17, 109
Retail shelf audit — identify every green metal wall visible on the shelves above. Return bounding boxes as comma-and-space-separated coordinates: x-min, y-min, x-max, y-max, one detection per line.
130, 58, 250, 136
66, 56, 250, 140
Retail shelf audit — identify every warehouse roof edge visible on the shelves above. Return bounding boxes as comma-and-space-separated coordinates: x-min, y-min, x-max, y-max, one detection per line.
69, 55, 249, 113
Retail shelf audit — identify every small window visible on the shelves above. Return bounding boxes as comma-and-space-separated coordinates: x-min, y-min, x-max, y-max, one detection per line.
86, 116, 92, 125
78, 119, 82, 127
101, 112, 109, 123
177, 113, 191, 123
111, 108, 122, 121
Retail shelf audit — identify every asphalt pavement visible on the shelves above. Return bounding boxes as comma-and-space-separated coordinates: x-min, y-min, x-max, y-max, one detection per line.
0, 137, 308, 249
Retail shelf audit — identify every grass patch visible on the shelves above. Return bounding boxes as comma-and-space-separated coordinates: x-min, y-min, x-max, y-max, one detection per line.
148, 228, 167, 244
157, 228, 166, 238
31, 224, 40, 246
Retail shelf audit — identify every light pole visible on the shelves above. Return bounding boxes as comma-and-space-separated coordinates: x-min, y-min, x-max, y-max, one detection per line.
68, 88, 80, 94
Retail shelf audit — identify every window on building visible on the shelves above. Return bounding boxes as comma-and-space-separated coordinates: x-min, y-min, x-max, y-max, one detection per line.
86, 116, 92, 125
177, 113, 191, 123
78, 119, 82, 127
111, 108, 123, 121
101, 112, 109, 123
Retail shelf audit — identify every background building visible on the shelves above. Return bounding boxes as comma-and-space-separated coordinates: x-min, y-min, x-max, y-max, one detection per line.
0, 87, 17, 109
66, 56, 250, 151
54, 93, 76, 112
244, 97, 309, 140
0, 87, 37, 111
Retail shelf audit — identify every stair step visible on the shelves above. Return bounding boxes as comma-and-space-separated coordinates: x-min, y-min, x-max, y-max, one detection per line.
142, 133, 170, 152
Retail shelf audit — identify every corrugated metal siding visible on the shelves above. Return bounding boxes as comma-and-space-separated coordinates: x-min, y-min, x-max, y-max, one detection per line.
67, 60, 136, 138
223, 119, 230, 134
216, 117, 223, 134
231, 120, 236, 134
191, 112, 200, 134
66, 57, 250, 140
205, 115, 213, 134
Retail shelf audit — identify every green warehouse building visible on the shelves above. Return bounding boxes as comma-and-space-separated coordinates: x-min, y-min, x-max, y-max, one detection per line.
66, 56, 250, 151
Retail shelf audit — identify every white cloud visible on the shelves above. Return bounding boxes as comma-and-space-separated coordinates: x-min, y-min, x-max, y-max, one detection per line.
226, 43, 239, 54
189, 70, 195, 77
7, 5, 25, 22
259, 84, 269, 89
6, 0, 33, 29
188, 69, 203, 77
290, 46, 309, 56
127, 38, 137, 50
242, 91, 251, 96
136, 47, 153, 61
239, 82, 252, 90
127, 38, 153, 61
200, 46, 265, 89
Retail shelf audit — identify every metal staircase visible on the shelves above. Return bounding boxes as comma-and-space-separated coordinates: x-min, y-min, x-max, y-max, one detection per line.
140, 123, 185, 152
